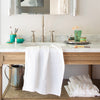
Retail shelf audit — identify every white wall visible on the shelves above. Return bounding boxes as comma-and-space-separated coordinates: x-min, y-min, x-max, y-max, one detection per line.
1, 0, 100, 42
1, 0, 100, 92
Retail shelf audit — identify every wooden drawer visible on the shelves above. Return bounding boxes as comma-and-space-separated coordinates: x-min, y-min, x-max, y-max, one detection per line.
2, 53, 25, 64
64, 53, 100, 65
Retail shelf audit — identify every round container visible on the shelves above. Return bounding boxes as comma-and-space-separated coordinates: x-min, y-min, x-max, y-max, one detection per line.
4, 65, 24, 89
80, 37, 86, 42
70, 37, 74, 40
17, 38, 24, 43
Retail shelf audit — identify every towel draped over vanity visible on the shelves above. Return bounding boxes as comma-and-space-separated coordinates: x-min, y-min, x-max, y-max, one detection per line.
23, 45, 65, 96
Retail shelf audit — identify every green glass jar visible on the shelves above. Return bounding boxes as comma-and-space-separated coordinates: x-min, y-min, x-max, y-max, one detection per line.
74, 30, 82, 42
80, 37, 86, 42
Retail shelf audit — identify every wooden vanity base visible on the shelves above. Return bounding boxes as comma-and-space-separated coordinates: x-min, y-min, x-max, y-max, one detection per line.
0, 67, 2, 100
2, 80, 100, 100
88, 65, 93, 79
0, 52, 100, 100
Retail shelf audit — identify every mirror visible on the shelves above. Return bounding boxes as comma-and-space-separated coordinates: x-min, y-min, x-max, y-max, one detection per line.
21, 0, 44, 7
9, 0, 77, 15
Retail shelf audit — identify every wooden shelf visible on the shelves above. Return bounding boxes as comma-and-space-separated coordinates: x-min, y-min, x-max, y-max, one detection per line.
2, 80, 100, 100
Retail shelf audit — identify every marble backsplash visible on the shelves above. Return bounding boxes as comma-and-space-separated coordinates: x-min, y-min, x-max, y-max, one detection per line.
17, 32, 100, 43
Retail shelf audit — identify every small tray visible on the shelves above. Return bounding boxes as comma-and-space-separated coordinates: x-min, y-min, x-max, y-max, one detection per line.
65, 40, 90, 45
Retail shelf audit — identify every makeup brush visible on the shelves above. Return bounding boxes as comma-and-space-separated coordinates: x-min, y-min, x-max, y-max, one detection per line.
10, 26, 13, 34
15, 28, 18, 34
14, 28, 16, 34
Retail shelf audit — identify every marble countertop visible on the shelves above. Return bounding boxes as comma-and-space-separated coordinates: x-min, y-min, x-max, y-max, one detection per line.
0, 42, 100, 53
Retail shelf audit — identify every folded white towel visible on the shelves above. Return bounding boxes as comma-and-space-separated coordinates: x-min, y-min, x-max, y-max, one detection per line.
23, 45, 65, 96
65, 75, 100, 97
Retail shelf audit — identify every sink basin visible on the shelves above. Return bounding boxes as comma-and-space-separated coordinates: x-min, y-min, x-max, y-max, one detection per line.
20, 42, 67, 47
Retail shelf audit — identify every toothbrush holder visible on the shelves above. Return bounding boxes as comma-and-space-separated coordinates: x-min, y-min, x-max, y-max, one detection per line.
10, 34, 16, 43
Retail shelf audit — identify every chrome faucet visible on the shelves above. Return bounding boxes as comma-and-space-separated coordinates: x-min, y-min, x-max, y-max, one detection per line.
50, 31, 55, 42
42, 16, 44, 42
31, 30, 35, 42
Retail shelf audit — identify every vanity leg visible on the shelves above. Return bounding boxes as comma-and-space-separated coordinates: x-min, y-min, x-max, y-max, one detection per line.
9, 65, 12, 84
0, 67, 2, 100
0, 54, 3, 100
88, 65, 93, 79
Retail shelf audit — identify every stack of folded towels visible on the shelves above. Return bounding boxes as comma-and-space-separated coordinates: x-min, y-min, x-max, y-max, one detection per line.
23, 45, 65, 96
64, 75, 100, 97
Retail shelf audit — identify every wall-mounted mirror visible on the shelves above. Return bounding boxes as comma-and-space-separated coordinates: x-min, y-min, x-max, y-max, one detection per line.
9, 0, 77, 16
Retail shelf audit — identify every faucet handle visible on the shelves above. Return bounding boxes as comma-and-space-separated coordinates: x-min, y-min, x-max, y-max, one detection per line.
31, 30, 35, 42
49, 30, 55, 42
49, 30, 55, 33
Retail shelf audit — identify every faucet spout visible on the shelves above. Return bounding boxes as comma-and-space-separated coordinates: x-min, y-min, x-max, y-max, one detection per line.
42, 16, 44, 42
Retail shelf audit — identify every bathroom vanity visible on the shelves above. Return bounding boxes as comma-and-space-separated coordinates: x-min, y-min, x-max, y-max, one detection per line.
0, 42, 100, 100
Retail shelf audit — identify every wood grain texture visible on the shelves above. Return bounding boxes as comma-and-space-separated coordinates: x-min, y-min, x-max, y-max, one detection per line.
0, 67, 2, 100
0, 53, 3, 67
3, 98, 100, 100
0, 53, 3, 100
2, 52, 100, 65
88, 65, 93, 79
9, 65, 12, 83
64, 52, 100, 65
1, 52, 100, 100
2, 53, 25, 64
3, 80, 100, 100
2, 84, 10, 98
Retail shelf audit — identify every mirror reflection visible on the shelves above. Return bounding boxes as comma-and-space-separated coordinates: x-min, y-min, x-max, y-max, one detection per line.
21, 0, 44, 7
13, 0, 50, 14
10, 0, 77, 15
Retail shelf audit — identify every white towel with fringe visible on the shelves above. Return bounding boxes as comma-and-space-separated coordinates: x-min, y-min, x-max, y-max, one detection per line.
23, 45, 65, 96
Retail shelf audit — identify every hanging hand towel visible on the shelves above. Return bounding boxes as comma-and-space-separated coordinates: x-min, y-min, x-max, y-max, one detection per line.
23, 45, 65, 96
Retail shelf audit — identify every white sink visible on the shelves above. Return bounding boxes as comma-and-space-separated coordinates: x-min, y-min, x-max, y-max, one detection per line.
20, 42, 67, 47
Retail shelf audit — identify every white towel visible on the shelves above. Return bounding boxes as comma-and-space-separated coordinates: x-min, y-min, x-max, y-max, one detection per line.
64, 75, 100, 97
23, 45, 65, 96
